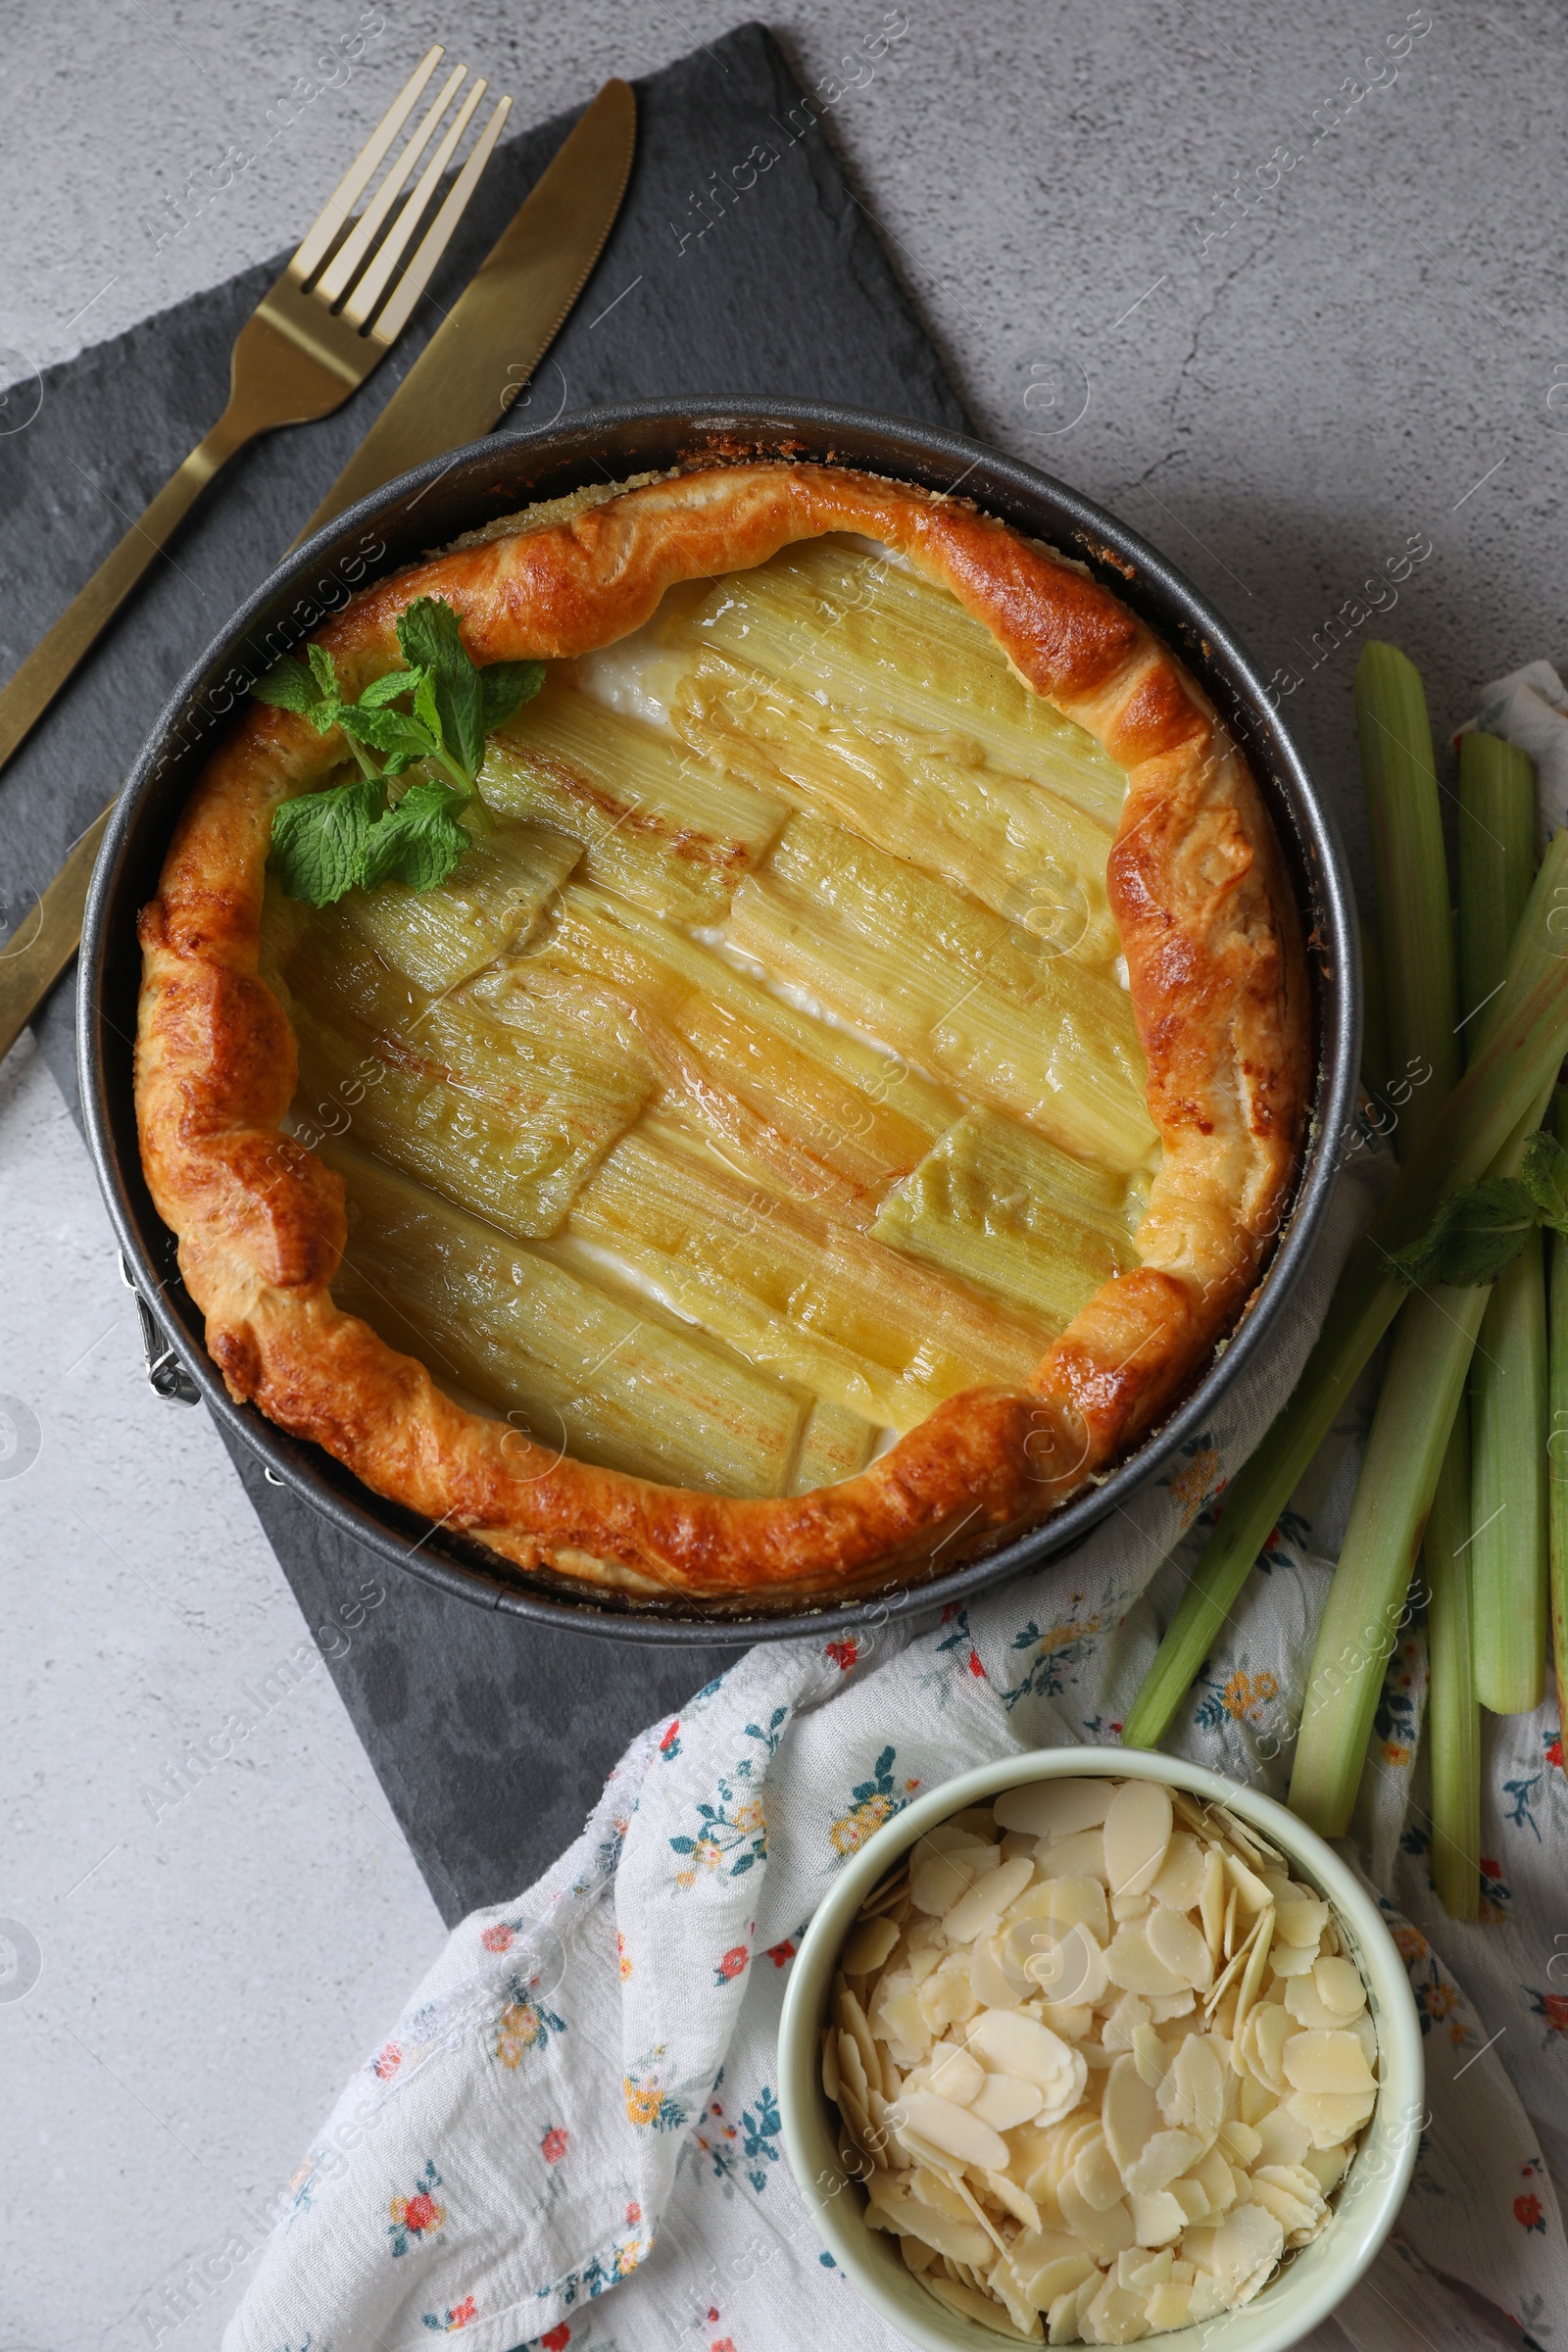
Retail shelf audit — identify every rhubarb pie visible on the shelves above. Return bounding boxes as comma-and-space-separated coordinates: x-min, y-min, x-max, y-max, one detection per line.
135, 463, 1310, 1605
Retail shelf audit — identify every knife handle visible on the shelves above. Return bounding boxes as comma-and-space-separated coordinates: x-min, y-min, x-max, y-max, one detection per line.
0, 802, 112, 1063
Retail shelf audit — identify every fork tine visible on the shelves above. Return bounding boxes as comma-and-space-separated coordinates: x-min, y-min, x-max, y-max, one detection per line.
315, 62, 468, 305
341, 76, 489, 331
368, 95, 514, 348
291, 45, 446, 285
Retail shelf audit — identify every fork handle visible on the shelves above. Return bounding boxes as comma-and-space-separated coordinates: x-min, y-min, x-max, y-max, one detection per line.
0, 408, 252, 777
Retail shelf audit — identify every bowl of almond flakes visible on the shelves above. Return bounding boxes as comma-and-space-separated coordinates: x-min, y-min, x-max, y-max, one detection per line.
778, 1748, 1422, 2351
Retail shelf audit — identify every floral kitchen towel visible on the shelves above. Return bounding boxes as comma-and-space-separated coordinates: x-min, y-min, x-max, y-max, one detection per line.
220, 1085, 1568, 2352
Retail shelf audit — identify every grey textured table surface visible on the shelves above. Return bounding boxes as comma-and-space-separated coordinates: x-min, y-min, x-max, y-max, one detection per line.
4, 5, 1566, 2346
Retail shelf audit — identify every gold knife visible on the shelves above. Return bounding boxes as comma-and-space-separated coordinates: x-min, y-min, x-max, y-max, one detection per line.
0, 77, 635, 1067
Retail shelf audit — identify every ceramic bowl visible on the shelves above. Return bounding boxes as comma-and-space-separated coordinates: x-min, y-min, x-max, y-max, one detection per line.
778, 1745, 1422, 2352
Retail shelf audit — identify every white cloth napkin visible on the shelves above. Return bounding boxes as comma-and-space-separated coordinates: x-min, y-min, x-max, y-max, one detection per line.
224, 690, 1568, 2352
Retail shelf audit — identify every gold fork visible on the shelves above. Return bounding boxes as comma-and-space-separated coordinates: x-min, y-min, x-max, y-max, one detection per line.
0, 46, 512, 779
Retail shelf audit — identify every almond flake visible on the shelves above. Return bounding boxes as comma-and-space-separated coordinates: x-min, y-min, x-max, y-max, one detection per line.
1163, 2032, 1225, 2138
1168, 2175, 1209, 2223
1011, 1872, 1109, 1939
1083, 2273, 1152, 2342
840, 1985, 882, 2086
1146, 1903, 1214, 1991
1286, 2086, 1376, 2147
1145, 2278, 1196, 2329
1122, 2128, 1204, 2197
1249, 2176, 1318, 2235
1134, 2022, 1170, 2090
928, 2041, 986, 2106
1199, 1847, 1228, 1959
1072, 2129, 1126, 2213
1104, 1920, 1186, 1997
1281, 2029, 1375, 2096
1284, 1972, 1343, 2032
1216, 2118, 1261, 2166
1040, 1999, 1096, 2042
944, 1852, 1038, 1945
1314, 1955, 1367, 2019
1043, 1827, 1111, 1885
1129, 2188, 1186, 2246
1224, 1850, 1274, 1913
1274, 1893, 1329, 1947
1102, 2054, 1160, 2176
1150, 1832, 1206, 1911
1102, 1781, 1173, 1901
972, 2072, 1046, 2131
897, 2089, 1011, 2170
1204, 2199, 1284, 2290
1058, 2171, 1136, 2260
842, 1914, 901, 1977
994, 1779, 1113, 1838
1230, 1904, 1275, 2048
1022, 2251, 1098, 2309
984, 2166, 1043, 2231
972, 1933, 1028, 2012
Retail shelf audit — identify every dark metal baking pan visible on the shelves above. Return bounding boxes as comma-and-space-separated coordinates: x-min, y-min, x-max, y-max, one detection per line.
78, 400, 1359, 1642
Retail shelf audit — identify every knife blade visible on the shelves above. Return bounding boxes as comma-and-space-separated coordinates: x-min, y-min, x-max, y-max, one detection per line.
0, 79, 636, 1066
293, 75, 635, 542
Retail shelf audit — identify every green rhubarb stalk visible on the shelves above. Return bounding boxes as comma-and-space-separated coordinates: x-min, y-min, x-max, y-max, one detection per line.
1550, 1089, 1568, 1749
1458, 733, 1537, 1035
1290, 1283, 1488, 1838
1288, 646, 1464, 1837
1121, 826, 1568, 1753
1424, 1397, 1481, 1919
1357, 642, 1460, 1158
1360, 915, 1392, 1106
1416, 732, 1536, 1900
1460, 733, 1547, 1719
1470, 1231, 1548, 1714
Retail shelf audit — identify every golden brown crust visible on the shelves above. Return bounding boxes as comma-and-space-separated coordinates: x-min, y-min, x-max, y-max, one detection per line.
134, 462, 1310, 1603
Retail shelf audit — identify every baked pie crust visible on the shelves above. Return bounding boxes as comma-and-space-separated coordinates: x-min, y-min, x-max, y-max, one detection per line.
135, 462, 1310, 1604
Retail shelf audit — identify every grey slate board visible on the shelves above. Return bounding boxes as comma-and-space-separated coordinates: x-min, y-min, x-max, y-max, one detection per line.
0, 22, 966, 1923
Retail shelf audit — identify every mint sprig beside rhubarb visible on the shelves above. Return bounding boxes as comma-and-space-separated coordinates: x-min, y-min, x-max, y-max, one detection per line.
1383, 1130, 1568, 1290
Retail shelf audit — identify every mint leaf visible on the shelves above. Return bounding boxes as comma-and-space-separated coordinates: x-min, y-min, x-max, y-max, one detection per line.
252, 656, 319, 715
397, 596, 484, 779
1436, 1181, 1541, 1283
480, 659, 545, 736
396, 595, 468, 681
337, 702, 439, 764
361, 779, 472, 891
252, 647, 349, 739
357, 665, 421, 710
1386, 1177, 1541, 1289
270, 775, 386, 906
412, 665, 445, 750
1520, 1129, 1568, 1232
